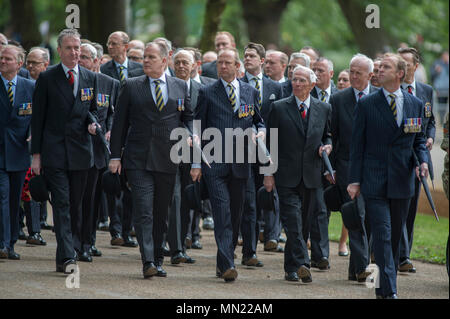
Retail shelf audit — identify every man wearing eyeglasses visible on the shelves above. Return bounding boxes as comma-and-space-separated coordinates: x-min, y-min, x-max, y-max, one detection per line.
26, 48, 50, 81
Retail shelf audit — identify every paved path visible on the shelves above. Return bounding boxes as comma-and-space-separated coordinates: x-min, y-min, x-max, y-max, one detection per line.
0, 224, 448, 299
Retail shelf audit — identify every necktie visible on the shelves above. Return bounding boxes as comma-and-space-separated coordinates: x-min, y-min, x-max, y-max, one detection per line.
407, 85, 413, 95
227, 83, 236, 109
320, 90, 327, 102
299, 102, 306, 119
119, 66, 126, 82
358, 91, 364, 101
67, 70, 74, 88
7, 81, 14, 105
253, 77, 262, 107
389, 94, 397, 122
154, 80, 165, 111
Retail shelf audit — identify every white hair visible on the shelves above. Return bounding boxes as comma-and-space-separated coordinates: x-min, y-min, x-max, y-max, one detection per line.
293, 65, 317, 83
290, 52, 310, 68
173, 49, 195, 64
349, 53, 374, 73
81, 43, 97, 60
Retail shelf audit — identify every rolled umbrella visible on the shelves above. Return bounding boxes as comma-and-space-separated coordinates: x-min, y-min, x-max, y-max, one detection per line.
183, 124, 211, 169
87, 111, 110, 155
427, 151, 435, 190
321, 143, 335, 183
415, 154, 439, 221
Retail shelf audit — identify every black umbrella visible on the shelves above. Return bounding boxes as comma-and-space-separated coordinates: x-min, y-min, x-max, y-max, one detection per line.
87, 111, 110, 155
415, 154, 439, 221
321, 143, 335, 183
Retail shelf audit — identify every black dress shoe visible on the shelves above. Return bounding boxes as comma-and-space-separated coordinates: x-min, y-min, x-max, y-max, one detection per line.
78, 251, 92, 262
348, 274, 357, 281
155, 264, 167, 277
40, 221, 53, 230
143, 262, 158, 278
59, 259, 77, 274
110, 234, 124, 246
191, 240, 202, 249
163, 245, 171, 257
222, 267, 238, 282
0, 248, 9, 259
408, 267, 416, 273
398, 259, 414, 272
285, 272, 299, 282
242, 254, 263, 267
311, 257, 330, 270
297, 265, 312, 283
183, 253, 196, 264
8, 250, 20, 260
171, 252, 187, 264
26, 233, 47, 246
385, 294, 398, 299
185, 237, 192, 249
18, 228, 27, 240
90, 246, 102, 257
202, 217, 214, 230
122, 235, 138, 247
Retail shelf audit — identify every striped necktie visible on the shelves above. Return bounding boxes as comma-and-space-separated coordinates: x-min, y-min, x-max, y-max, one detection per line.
7, 81, 14, 105
227, 83, 236, 109
389, 94, 397, 122
119, 66, 126, 82
253, 77, 262, 107
154, 79, 165, 111
320, 90, 327, 102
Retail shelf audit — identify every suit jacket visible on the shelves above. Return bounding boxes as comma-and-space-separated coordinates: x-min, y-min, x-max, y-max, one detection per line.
240, 75, 283, 123
310, 85, 338, 101
201, 61, 218, 79
348, 89, 428, 199
195, 79, 265, 179
91, 73, 119, 169
110, 75, 193, 174
329, 86, 378, 186
199, 75, 216, 85
31, 64, 97, 170
415, 82, 435, 140
100, 59, 144, 81
281, 80, 292, 98
189, 79, 202, 111
267, 95, 332, 189
0, 76, 35, 171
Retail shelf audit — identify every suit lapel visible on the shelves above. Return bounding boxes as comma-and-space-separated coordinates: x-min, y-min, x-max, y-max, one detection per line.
343, 88, 357, 120
307, 98, 319, 138
0, 79, 11, 114
69, 67, 89, 118
214, 80, 232, 110
54, 64, 75, 107
142, 76, 157, 112
375, 89, 398, 131
285, 95, 305, 136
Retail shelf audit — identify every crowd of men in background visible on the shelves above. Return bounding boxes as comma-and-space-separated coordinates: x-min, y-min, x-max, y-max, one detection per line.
0, 28, 447, 299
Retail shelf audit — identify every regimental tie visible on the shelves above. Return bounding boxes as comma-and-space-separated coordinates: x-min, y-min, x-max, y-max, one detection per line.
389, 93, 397, 122
407, 85, 413, 95
154, 79, 165, 112
253, 77, 262, 107
358, 91, 364, 101
7, 81, 14, 105
320, 90, 327, 102
67, 70, 74, 88
227, 83, 236, 109
299, 102, 306, 119
119, 66, 126, 82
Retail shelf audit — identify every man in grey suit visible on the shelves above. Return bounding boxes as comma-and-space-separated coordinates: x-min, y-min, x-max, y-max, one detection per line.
109, 42, 193, 279
201, 32, 236, 79
328, 53, 377, 282
264, 65, 332, 283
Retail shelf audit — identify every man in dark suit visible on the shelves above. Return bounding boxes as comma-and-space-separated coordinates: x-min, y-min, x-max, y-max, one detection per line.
201, 32, 236, 79
348, 53, 429, 299
240, 42, 283, 265
311, 57, 338, 103
79, 43, 119, 261
100, 31, 144, 82
191, 48, 265, 282
264, 50, 288, 84
0, 45, 35, 260
281, 52, 310, 98
109, 41, 193, 279
31, 29, 98, 273
329, 53, 378, 282
185, 47, 216, 86
398, 47, 436, 273
264, 65, 332, 283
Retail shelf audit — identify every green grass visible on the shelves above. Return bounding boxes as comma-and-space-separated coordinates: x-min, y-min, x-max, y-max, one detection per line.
328, 212, 449, 265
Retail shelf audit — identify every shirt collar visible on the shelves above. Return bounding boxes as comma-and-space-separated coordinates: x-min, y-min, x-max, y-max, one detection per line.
295, 95, 311, 109
114, 57, 128, 69
61, 63, 79, 75
382, 87, 403, 100
353, 85, 370, 98
149, 73, 167, 84
401, 80, 416, 91
1, 74, 17, 86
221, 77, 239, 90
246, 71, 262, 82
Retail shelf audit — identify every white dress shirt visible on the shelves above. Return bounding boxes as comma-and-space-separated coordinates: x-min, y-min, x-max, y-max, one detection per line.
61, 63, 79, 97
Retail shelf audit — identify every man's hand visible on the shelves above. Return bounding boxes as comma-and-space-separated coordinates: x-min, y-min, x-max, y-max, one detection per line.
347, 183, 360, 200
264, 175, 275, 193
26, 135, 31, 142
88, 123, 100, 135
188, 135, 201, 148
325, 172, 336, 184
105, 131, 111, 142
31, 154, 42, 175
109, 159, 122, 174
319, 144, 332, 157
416, 162, 429, 180
190, 168, 202, 182
426, 137, 433, 151
252, 130, 266, 144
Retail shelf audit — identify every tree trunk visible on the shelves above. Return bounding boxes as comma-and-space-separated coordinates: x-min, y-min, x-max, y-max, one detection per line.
160, 0, 187, 48
241, 0, 290, 48
337, 0, 394, 58
9, 0, 40, 50
199, 0, 227, 53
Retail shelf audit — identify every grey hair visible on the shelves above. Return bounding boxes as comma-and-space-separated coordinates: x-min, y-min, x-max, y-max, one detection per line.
290, 52, 311, 68
154, 37, 172, 51
1, 44, 25, 64
57, 29, 81, 48
316, 57, 334, 72
92, 42, 104, 59
292, 65, 317, 83
81, 43, 97, 59
146, 41, 169, 58
28, 47, 50, 62
350, 53, 374, 73
173, 49, 195, 64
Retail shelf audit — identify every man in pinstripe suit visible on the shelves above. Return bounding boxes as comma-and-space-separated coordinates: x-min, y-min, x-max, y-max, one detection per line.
191, 48, 265, 282
348, 53, 429, 299
109, 42, 193, 279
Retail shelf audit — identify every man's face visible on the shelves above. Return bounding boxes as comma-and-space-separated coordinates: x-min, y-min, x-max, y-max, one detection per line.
349, 58, 372, 91
143, 44, 167, 78
26, 50, 48, 80
128, 48, 144, 64
57, 36, 80, 68
312, 60, 333, 89
264, 53, 285, 80
292, 68, 315, 99
244, 48, 263, 74
174, 52, 194, 81
371, 61, 381, 87
0, 48, 20, 76
107, 33, 127, 60
378, 57, 403, 87
215, 34, 233, 52
79, 46, 96, 71
400, 53, 418, 83
217, 50, 239, 82
287, 57, 306, 80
